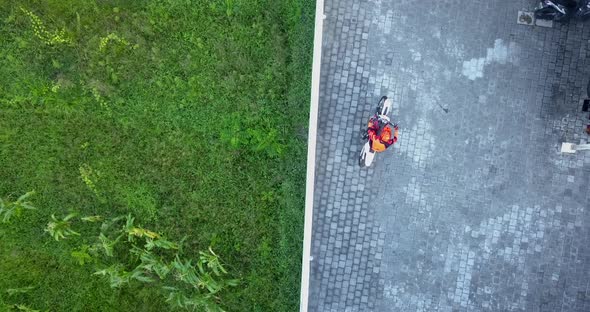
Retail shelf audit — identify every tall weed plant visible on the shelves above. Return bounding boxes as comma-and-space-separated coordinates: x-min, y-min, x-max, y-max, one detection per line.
51, 213, 238, 311
0, 191, 36, 223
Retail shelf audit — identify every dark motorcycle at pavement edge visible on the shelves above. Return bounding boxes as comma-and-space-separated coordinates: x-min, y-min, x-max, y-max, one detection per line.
534, 0, 590, 22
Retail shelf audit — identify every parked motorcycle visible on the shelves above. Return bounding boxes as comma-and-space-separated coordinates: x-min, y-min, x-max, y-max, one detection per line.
534, 0, 590, 22
358, 96, 396, 168
577, 0, 590, 19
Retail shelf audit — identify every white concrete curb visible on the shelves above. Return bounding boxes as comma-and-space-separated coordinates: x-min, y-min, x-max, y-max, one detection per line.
300, 0, 325, 310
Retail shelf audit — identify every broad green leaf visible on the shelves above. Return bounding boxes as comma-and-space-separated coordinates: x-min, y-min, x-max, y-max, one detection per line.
131, 269, 155, 283
63, 213, 78, 221
145, 237, 178, 250
165, 290, 188, 308
129, 227, 160, 239
6, 286, 35, 295
81, 215, 103, 222
16, 191, 35, 202
14, 304, 40, 312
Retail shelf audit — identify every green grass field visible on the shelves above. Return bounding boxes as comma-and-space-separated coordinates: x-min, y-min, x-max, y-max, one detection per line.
0, 0, 314, 311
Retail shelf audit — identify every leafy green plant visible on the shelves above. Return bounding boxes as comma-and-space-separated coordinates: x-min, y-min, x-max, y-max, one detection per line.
162, 287, 222, 312
45, 213, 80, 241
97, 233, 122, 257
3, 286, 45, 311
246, 127, 286, 158
133, 247, 171, 279
89, 87, 110, 111
171, 256, 200, 286
224, 0, 235, 17
199, 247, 229, 277
79, 164, 103, 200
165, 248, 238, 311
0, 191, 36, 223
99, 33, 130, 52
93, 264, 131, 288
71, 245, 93, 265
20, 7, 72, 46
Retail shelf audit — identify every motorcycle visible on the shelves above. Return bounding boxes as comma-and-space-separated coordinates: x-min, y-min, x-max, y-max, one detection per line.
358, 96, 396, 168
534, 0, 590, 22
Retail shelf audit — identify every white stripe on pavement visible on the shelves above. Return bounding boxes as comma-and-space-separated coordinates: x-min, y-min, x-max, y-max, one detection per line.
300, 0, 325, 311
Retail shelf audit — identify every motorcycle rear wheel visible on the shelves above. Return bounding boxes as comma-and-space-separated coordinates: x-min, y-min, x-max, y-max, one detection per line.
376, 96, 387, 114
534, 7, 570, 22
358, 146, 368, 167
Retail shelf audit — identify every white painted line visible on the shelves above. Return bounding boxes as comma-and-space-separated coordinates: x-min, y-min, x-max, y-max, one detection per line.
561, 142, 576, 153
299, 0, 325, 310
562, 142, 590, 153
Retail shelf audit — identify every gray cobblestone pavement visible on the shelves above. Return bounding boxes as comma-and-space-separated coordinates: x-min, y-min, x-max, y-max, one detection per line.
308, 0, 590, 311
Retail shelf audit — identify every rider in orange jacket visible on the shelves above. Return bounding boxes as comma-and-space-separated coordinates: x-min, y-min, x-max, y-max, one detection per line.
367, 116, 398, 152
